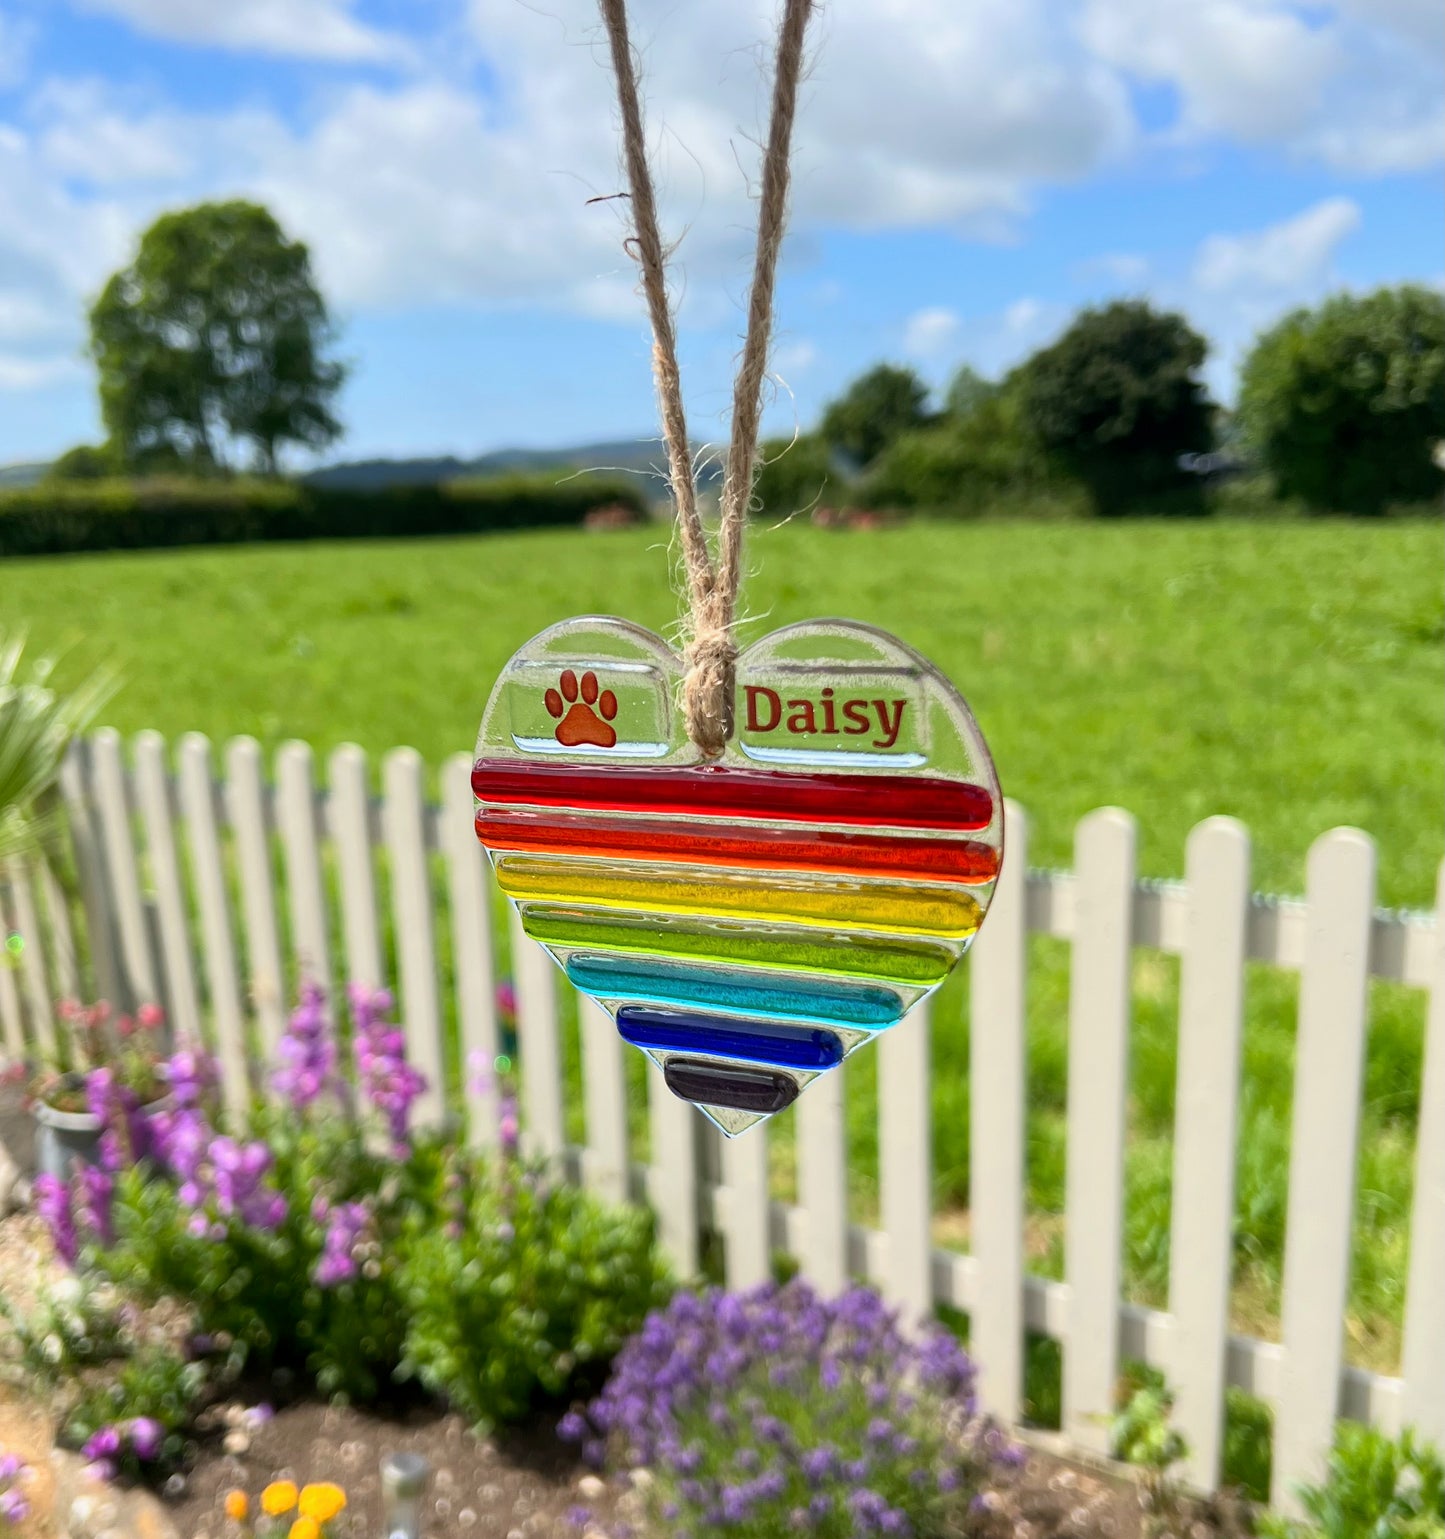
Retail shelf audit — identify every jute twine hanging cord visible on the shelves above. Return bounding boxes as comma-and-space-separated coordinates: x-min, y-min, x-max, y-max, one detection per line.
597, 0, 816, 759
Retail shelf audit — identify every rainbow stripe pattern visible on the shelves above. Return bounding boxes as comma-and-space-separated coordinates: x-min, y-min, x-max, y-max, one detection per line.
472, 617, 1003, 1135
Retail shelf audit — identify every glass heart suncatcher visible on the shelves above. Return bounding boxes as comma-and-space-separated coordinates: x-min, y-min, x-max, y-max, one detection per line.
472, 616, 1003, 1135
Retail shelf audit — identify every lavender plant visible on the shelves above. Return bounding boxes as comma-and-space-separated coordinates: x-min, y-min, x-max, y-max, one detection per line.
561, 1280, 1021, 1538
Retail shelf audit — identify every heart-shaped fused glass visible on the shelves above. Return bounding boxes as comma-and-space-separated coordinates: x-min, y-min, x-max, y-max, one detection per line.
472, 617, 1003, 1135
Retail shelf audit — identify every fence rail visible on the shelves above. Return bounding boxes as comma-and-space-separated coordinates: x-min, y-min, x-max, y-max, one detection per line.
0, 729, 1440, 1517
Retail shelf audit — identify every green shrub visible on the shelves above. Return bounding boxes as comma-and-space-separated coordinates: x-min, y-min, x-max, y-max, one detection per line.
1238, 285, 1445, 514
751, 435, 839, 519
1013, 299, 1215, 513
1261, 1423, 1445, 1538
99, 1105, 446, 1403
861, 389, 1067, 513
398, 1159, 669, 1431
59, 1344, 208, 1482
0, 471, 646, 556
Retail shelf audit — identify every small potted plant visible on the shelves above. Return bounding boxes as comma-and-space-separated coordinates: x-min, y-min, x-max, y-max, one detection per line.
30, 1000, 167, 1180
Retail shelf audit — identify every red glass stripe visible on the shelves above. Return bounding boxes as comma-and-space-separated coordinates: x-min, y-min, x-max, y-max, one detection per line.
473, 808, 1000, 884
471, 759, 992, 831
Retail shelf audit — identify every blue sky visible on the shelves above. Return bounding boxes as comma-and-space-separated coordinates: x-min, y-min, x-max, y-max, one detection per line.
0, 0, 1440, 467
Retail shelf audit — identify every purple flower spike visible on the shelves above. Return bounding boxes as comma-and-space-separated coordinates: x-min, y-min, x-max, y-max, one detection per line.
127, 1418, 164, 1461
35, 1173, 77, 1265
82, 1426, 122, 1461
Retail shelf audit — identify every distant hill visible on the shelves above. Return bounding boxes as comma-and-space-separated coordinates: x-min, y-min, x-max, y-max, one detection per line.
0, 462, 48, 488
0, 439, 726, 498
303, 439, 723, 496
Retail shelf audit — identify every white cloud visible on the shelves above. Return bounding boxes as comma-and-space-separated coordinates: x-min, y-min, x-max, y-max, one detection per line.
1193, 196, 1361, 293
67, 0, 403, 62
32, 81, 194, 182
0, 353, 83, 390
772, 339, 817, 376
1082, 0, 1338, 143
1082, 252, 1151, 283
1183, 199, 1364, 403
0, 13, 35, 91
1081, 0, 1443, 174
903, 307, 961, 358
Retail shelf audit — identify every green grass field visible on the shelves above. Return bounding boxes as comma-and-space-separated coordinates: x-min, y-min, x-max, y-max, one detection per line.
3, 516, 1442, 1394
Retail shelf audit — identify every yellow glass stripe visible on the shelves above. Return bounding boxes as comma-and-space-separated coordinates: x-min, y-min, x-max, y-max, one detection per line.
494, 854, 982, 939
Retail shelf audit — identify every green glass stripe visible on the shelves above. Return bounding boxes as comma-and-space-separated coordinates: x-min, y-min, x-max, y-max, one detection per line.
520, 906, 955, 987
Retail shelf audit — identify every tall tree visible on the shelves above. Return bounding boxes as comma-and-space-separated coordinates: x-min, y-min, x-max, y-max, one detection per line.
89, 200, 346, 475
819, 364, 930, 469
943, 364, 998, 422
1015, 300, 1214, 511
1238, 286, 1445, 513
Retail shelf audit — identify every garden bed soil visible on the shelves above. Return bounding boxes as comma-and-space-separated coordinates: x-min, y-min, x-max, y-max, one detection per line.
163, 1395, 1248, 1539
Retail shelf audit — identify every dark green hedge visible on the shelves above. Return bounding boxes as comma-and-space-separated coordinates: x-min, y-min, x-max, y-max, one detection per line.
0, 473, 648, 557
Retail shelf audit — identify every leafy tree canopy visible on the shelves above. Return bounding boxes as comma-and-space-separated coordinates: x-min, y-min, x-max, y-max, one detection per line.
1014, 300, 1214, 511
89, 200, 345, 476
1238, 285, 1445, 513
943, 364, 999, 422
819, 364, 931, 469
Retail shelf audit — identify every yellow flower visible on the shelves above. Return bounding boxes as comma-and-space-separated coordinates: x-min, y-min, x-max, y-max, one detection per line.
262, 1479, 299, 1516
224, 1489, 249, 1521
298, 1482, 347, 1524
288, 1519, 321, 1539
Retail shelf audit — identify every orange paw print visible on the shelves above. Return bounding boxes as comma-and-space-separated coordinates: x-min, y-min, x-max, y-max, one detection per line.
545, 669, 618, 748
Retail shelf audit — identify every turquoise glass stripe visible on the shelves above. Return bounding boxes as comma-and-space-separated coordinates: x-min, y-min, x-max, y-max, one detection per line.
565, 953, 904, 1028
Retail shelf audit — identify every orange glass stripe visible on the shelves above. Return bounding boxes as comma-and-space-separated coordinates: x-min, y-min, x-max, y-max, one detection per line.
474, 809, 1000, 885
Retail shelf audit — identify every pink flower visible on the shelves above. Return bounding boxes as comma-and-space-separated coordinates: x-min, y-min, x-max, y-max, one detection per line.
137, 1003, 165, 1029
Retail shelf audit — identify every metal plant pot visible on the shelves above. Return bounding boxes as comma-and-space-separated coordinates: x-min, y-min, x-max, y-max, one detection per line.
33, 1099, 103, 1182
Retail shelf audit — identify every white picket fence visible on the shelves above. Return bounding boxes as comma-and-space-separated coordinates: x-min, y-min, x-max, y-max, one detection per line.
0, 727, 1441, 1517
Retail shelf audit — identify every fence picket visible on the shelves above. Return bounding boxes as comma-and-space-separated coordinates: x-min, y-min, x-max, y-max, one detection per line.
580, 995, 629, 1204
510, 907, 564, 1160
38, 858, 82, 1007
59, 740, 122, 1005
1403, 856, 1445, 1445
225, 738, 287, 1054
5, 861, 53, 1055
442, 754, 500, 1146
969, 799, 1028, 1422
1273, 828, 1377, 1513
798, 1068, 847, 1294
647, 1061, 699, 1276
880, 997, 933, 1322
276, 741, 332, 998
329, 746, 384, 992
382, 749, 446, 1130
1170, 817, 1251, 1491
133, 733, 201, 1042
91, 728, 159, 1008
0, 882, 25, 1059
722, 1118, 771, 1289
179, 735, 249, 1117
1063, 807, 1137, 1453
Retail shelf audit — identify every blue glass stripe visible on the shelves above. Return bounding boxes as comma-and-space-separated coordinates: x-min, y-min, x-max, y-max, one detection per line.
567, 954, 903, 1028
616, 1006, 845, 1070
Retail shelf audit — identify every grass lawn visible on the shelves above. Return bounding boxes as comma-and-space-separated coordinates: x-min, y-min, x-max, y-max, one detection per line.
3, 515, 1442, 1394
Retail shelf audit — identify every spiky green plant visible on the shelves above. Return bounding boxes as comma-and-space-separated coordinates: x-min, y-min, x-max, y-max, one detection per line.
0, 634, 114, 862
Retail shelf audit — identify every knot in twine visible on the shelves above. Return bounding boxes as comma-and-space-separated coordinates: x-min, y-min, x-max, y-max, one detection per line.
682, 622, 738, 761
598, 0, 814, 760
